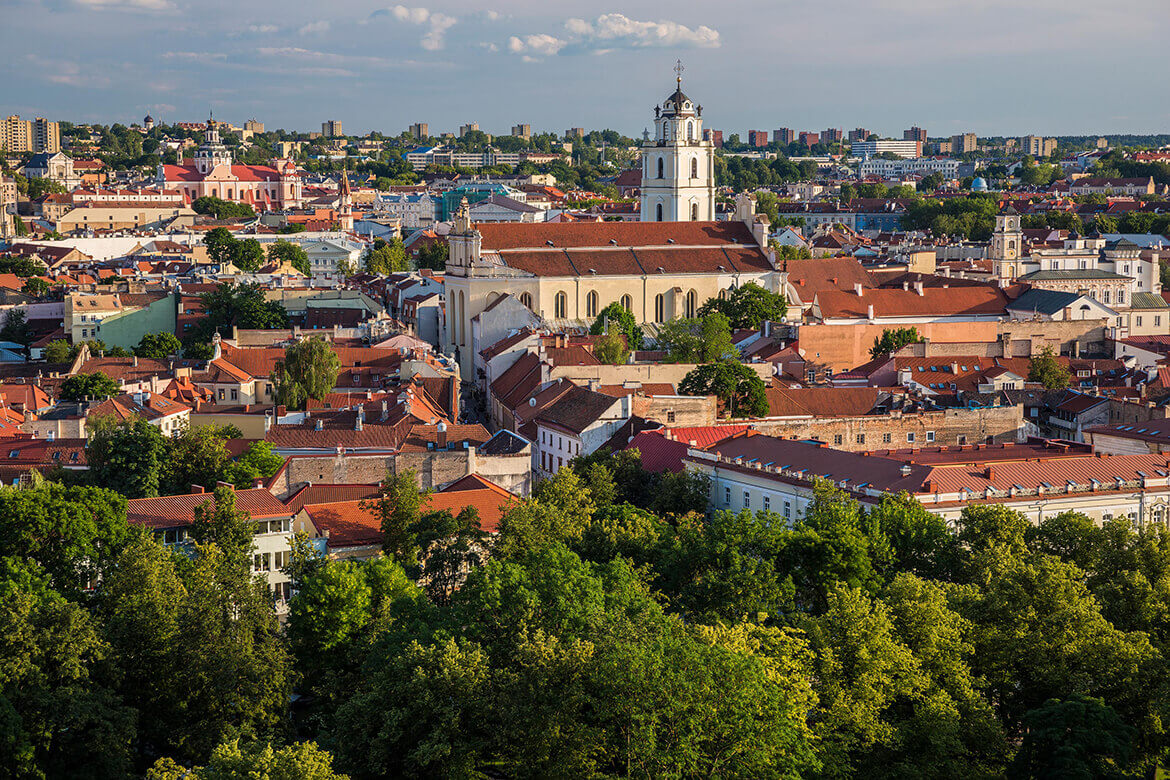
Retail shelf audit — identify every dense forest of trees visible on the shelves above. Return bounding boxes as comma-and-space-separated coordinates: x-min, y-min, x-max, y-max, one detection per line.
7, 443, 1170, 777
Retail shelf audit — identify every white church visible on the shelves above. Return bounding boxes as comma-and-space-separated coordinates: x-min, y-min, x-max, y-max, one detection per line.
441, 71, 777, 379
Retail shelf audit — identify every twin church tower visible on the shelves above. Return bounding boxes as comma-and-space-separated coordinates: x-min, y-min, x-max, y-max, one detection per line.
639, 62, 716, 223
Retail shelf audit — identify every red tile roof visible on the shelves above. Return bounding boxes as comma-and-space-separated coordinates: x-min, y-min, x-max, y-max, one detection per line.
283, 483, 381, 513
127, 487, 291, 530
477, 220, 761, 251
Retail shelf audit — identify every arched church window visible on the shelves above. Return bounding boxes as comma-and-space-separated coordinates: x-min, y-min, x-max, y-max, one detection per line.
687, 121, 694, 141
656, 203, 663, 222
555, 292, 567, 319
586, 291, 599, 318
654, 294, 665, 323
657, 157, 664, 179
691, 158, 698, 179
520, 292, 533, 310
620, 294, 632, 312
685, 290, 697, 318
691, 202, 699, 221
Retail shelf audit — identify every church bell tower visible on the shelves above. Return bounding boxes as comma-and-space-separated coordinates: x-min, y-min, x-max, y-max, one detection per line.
639, 61, 715, 223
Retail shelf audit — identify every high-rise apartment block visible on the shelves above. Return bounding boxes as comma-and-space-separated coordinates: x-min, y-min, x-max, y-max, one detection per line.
774, 128, 795, 145
798, 131, 820, 147
409, 123, 429, 140
747, 130, 769, 148
244, 119, 264, 134
459, 123, 479, 137
2, 115, 60, 153
848, 128, 870, 143
950, 133, 977, 154
708, 129, 724, 148
821, 128, 843, 143
566, 127, 585, 140
511, 124, 531, 140
1021, 135, 1057, 157
904, 126, 928, 143
322, 120, 342, 137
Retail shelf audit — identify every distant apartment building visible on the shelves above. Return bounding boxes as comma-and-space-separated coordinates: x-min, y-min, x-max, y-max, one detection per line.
1022, 135, 1058, 158
511, 124, 531, 140
459, 122, 480, 137
851, 139, 922, 159
774, 128, 795, 145
566, 127, 585, 140
2, 115, 60, 153
747, 130, 769, 148
244, 119, 264, 134
708, 129, 724, 148
798, 131, 820, 147
858, 156, 960, 178
821, 128, 843, 143
409, 122, 429, 140
951, 132, 977, 154
903, 126, 928, 143
321, 120, 343, 138
848, 128, 870, 143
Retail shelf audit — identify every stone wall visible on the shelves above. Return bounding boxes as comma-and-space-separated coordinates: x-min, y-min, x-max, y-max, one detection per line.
750, 404, 1025, 450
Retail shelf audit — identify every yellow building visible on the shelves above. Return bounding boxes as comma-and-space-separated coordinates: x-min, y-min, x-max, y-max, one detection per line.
2, 115, 59, 153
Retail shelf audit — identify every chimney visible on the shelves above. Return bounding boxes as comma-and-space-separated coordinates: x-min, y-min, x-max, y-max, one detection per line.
867, 304, 874, 320
437, 420, 448, 449
189, 484, 204, 494
900, 464, 912, 477
854, 282, 863, 296
276, 404, 286, 418
314, 418, 324, 431
588, 378, 600, 391
951, 362, 959, 374
381, 399, 389, 420
133, 355, 138, 367
913, 281, 925, 296
354, 406, 364, 431
985, 466, 996, 480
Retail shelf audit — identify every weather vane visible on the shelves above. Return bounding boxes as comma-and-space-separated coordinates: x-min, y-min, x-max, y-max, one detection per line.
674, 59, 684, 86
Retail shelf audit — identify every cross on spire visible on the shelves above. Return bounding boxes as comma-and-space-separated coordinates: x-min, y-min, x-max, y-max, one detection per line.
674, 59, 684, 87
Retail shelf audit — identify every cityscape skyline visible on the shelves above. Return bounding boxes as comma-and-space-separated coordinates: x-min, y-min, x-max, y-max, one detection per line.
2, 0, 1167, 137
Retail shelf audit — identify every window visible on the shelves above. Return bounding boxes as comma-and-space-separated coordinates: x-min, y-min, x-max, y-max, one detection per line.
554, 292, 567, 318
691, 202, 699, 221
926, 431, 935, 443
958, 435, 967, 445
856, 433, 865, 444
620, 294, 632, 312
231, 389, 238, 401
657, 157, 664, 179
724, 486, 731, 506
763, 496, 770, 512
783, 501, 791, 519
691, 158, 698, 178
907, 432, 916, 443
743, 491, 750, 510
685, 290, 697, 318
882, 433, 892, 444
586, 291, 599, 318
654, 293, 665, 323
656, 202, 663, 222
520, 292, 533, 309
833, 434, 843, 445
1102, 512, 1113, 523
1118, 290, 1125, 304
666, 410, 676, 423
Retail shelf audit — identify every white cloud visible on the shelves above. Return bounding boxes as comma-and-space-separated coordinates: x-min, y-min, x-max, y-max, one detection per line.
299, 20, 330, 35
507, 33, 566, 57
509, 13, 720, 59
162, 51, 228, 62
386, 5, 456, 50
248, 24, 278, 34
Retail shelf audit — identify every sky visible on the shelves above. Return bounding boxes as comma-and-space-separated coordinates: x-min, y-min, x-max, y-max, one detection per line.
1, 0, 1167, 139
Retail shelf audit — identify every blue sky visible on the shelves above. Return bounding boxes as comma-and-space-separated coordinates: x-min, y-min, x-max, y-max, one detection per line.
1, 0, 1166, 138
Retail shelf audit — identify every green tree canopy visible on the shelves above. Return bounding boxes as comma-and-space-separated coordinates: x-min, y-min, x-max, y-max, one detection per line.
134, 331, 182, 360
59, 371, 121, 402
654, 311, 736, 363
678, 359, 770, 418
588, 302, 642, 348
698, 282, 788, 329
267, 239, 311, 275
272, 336, 341, 410
1028, 346, 1071, 390
870, 327, 924, 358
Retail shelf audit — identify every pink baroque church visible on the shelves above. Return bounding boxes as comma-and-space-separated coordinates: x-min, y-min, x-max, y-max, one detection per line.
156, 115, 303, 210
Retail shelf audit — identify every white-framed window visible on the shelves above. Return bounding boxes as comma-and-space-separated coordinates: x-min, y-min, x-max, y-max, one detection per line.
783, 501, 791, 519
724, 486, 731, 506
907, 432, 916, 443
926, 431, 935, 443
743, 491, 750, 510
763, 496, 770, 512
